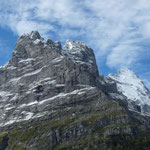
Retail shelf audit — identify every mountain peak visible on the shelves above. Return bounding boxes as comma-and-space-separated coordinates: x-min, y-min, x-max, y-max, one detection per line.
108, 68, 150, 115
64, 39, 75, 49
11, 31, 98, 69
9, 31, 62, 66
30, 31, 41, 40
109, 68, 142, 86
18, 31, 41, 41
118, 68, 135, 75
64, 39, 90, 49
62, 39, 97, 66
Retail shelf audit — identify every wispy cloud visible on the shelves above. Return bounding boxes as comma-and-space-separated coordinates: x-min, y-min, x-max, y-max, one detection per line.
0, 0, 150, 87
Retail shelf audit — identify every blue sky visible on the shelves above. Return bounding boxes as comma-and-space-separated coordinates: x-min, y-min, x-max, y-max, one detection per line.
0, 0, 150, 89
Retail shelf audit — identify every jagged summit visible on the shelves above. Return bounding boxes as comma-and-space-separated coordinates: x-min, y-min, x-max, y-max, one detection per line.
64, 39, 91, 50
108, 68, 150, 115
30, 31, 41, 40
18, 31, 41, 41
109, 68, 143, 86
0, 31, 100, 126
63, 39, 97, 66
10, 31, 97, 67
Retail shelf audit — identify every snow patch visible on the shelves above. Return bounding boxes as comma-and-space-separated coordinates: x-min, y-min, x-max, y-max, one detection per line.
38, 87, 95, 105
24, 68, 42, 77
18, 101, 38, 108
0, 91, 12, 101
33, 39, 42, 44
22, 111, 34, 120
5, 106, 15, 111
51, 56, 64, 63
19, 58, 35, 63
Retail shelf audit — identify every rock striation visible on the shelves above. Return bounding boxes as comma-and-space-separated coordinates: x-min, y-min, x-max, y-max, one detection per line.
0, 31, 101, 126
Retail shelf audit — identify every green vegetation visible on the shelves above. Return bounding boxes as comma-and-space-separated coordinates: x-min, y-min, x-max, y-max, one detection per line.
0, 102, 150, 150
0, 133, 6, 143
82, 109, 127, 126
108, 133, 150, 150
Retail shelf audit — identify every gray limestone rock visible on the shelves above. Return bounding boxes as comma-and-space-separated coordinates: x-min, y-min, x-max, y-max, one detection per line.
0, 31, 150, 150
0, 31, 102, 126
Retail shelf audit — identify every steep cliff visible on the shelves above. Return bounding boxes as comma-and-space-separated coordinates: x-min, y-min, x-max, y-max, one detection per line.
0, 31, 150, 150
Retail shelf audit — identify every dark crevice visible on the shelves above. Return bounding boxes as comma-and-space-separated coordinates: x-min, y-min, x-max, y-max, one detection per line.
0, 135, 9, 150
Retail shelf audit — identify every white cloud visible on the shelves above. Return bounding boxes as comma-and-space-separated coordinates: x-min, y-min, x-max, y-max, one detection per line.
140, 22, 150, 38
15, 20, 53, 38
106, 44, 140, 68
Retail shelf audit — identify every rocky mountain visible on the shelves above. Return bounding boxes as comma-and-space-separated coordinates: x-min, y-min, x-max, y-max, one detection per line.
0, 31, 150, 150
108, 69, 150, 116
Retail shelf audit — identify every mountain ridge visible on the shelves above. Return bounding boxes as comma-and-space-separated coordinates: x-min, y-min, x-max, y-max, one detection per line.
0, 31, 150, 150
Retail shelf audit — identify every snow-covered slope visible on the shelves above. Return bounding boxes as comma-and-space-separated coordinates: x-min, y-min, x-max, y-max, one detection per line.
108, 68, 150, 116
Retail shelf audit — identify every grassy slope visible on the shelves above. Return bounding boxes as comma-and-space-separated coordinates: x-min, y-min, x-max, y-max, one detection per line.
0, 91, 150, 150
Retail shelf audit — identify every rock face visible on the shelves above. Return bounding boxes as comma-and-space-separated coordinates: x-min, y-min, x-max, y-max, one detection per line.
0, 31, 150, 150
0, 31, 100, 126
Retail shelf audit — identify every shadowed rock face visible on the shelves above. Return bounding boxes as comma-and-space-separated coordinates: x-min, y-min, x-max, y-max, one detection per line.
0, 31, 150, 150
0, 135, 9, 150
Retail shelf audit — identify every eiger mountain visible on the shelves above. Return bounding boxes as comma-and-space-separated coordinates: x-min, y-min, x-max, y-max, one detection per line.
0, 31, 150, 150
